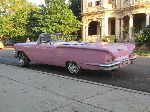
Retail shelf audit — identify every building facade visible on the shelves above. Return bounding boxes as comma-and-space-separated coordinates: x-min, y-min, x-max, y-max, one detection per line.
82, 0, 150, 42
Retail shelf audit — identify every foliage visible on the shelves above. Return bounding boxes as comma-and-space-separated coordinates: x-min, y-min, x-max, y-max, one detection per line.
134, 25, 150, 46
102, 35, 117, 43
134, 32, 145, 45
0, 0, 81, 42
123, 26, 129, 34
0, 0, 35, 40
50, 35, 77, 42
28, 0, 81, 39
142, 25, 150, 44
68, 0, 82, 39
68, 0, 81, 20
134, 50, 150, 56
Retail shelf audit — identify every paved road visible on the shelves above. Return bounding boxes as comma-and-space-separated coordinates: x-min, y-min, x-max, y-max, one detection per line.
0, 63, 150, 112
0, 50, 150, 93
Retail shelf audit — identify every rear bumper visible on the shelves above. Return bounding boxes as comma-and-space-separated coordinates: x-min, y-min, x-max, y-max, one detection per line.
99, 57, 136, 71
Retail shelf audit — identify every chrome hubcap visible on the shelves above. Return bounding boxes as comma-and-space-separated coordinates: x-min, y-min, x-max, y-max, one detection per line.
19, 59, 25, 66
68, 62, 80, 74
18, 54, 25, 66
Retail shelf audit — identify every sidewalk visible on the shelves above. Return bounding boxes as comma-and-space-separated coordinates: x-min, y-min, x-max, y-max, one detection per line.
3, 46, 14, 50
0, 63, 150, 112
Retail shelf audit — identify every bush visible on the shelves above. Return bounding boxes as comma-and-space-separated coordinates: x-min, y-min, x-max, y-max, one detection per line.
134, 32, 145, 45
143, 25, 150, 44
102, 35, 117, 43
134, 25, 150, 46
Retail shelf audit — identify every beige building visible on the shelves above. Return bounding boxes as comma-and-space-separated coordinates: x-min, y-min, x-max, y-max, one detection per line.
82, 0, 150, 42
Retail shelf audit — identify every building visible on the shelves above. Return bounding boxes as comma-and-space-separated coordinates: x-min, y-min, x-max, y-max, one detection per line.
82, 0, 150, 42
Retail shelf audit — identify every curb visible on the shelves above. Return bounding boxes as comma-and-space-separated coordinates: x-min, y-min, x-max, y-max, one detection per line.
3, 47, 14, 50
136, 55, 150, 58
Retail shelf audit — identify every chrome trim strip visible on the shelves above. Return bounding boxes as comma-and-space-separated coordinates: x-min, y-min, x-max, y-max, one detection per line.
14, 51, 18, 58
99, 57, 136, 71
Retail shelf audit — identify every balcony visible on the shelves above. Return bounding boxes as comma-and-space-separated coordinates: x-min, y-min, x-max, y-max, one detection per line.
86, 6, 103, 14
134, 0, 150, 5
122, 0, 150, 9
84, 4, 116, 14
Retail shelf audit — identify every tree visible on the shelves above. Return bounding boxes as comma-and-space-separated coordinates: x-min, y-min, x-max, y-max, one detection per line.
68, 0, 81, 20
28, 0, 81, 37
0, 0, 36, 41
68, 0, 82, 40
0, 0, 81, 42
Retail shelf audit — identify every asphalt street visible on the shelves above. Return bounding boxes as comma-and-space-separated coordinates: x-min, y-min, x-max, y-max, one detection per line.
0, 49, 150, 93
0, 63, 150, 112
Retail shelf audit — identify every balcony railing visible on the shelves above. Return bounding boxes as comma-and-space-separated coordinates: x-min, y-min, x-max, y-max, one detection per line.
134, 0, 150, 4
122, 0, 150, 9
84, 4, 116, 14
86, 6, 102, 13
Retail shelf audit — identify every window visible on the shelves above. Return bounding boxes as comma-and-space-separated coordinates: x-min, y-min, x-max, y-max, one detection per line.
95, 1, 100, 6
88, 2, 92, 7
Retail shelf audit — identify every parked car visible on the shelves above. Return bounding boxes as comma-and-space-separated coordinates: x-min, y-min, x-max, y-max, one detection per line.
0, 41, 4, 49
14, 33, 136, 75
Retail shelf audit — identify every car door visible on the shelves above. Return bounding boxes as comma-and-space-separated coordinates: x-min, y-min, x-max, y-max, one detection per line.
36, 43, 54, 64
27, 43, 54, 65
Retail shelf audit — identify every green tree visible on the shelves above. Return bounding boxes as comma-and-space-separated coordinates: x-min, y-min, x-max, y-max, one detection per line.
68, 0, 82, 40
68, 0, 81, 20
28, 0, 81, 37
0, 0, 35, 41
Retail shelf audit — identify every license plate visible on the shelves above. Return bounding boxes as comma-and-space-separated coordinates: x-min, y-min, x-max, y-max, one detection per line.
122, 60, 128, 65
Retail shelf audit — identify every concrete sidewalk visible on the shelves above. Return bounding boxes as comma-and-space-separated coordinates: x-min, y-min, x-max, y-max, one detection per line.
0, 63, 150, 112
3, 46, 14, 50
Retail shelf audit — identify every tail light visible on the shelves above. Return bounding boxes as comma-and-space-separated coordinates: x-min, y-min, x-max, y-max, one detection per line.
129, 52, 135, 58
106, 57, 115, 64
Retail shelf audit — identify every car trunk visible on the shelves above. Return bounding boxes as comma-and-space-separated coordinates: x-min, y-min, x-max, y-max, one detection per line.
100, 43, 135, 61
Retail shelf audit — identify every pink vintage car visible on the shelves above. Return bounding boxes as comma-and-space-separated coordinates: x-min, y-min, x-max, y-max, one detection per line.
14, 33, 136, 75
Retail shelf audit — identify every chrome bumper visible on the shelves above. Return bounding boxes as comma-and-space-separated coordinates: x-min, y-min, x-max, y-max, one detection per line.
99, 57, 136, 71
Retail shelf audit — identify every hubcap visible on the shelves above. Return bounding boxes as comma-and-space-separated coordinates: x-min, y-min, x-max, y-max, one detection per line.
18, 54, 26, 66
19, 59, 25, 66
68, 62, 80, 74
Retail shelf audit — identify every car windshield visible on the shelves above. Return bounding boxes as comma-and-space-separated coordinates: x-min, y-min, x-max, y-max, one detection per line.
37, 33, 63, 44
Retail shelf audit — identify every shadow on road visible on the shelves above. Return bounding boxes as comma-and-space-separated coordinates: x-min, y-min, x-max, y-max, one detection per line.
24, 63, 150, 93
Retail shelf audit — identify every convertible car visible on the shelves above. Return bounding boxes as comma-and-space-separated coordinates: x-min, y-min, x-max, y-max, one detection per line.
14, 33, 136, 75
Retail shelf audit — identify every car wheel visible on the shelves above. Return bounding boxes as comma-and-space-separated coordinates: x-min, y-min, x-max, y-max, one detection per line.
66, 61, 82, 75
18, 52, 29, 67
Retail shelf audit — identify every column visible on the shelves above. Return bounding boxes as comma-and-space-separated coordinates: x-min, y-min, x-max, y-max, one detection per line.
82, 22, 86, 41
129, 15, 133, 41
104, 15, 108, 36
146, 13, 150, 26
120, 18, 124, 39
115, 17, 120, 40
101, 18, 105, 38
100, 21, 102, 39
85, 23, 89, 41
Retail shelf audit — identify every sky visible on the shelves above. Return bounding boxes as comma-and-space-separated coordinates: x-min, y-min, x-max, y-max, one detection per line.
27, 0, 45, 5
27, 0, 68, 5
